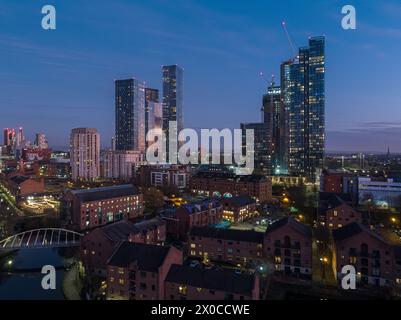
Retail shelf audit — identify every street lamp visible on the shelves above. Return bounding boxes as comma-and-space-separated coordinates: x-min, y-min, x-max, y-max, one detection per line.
320, 257, 329, 280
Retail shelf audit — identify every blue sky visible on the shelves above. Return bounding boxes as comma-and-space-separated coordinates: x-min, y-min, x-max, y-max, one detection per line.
0, 0, 401, 152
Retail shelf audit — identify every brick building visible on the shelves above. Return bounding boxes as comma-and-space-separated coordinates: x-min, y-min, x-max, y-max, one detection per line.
331, 223, 401, 287
219, 196, 257, 223
320, 193, 363, 229
106, 242, 183, 300
81, 218, 166, 276
128, 218, 166, 245
188, 227, 264, 267
190, 172, 272, 203
264, 217, 313, 277
64, 184, 144, 231
164, 264, 260, 300
173, 199, 223, 240
5, 175, 44, 199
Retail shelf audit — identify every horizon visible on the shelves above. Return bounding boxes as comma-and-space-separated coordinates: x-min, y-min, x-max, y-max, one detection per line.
1, 0, 401, 152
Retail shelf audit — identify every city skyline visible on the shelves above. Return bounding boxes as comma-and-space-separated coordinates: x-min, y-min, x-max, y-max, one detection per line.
1, 0, 401, 152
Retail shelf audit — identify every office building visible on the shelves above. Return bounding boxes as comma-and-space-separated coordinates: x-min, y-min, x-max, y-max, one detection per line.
358, 177, 401, 207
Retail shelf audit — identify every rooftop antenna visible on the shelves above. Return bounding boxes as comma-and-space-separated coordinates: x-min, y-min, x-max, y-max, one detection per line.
281, 21, 297, 59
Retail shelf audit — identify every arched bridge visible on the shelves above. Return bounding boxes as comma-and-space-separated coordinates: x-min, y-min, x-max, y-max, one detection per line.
0, 228, 83, 250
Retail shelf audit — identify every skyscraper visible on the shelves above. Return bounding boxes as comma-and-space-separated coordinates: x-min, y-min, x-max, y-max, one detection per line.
162, 65, 183, 159
3, 128, 14, 146
262, 79, 286, 174
285, 36, 325, 180
145, 88, 162, 149
115, 79, 146, 153
241, 122, 270, 176
70, 128, 100, 181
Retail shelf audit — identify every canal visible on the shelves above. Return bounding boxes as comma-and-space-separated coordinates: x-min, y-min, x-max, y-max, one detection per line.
0, 247, 79, 300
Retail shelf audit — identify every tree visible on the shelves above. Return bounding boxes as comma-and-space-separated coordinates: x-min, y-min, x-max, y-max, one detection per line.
143, 187, 165, 213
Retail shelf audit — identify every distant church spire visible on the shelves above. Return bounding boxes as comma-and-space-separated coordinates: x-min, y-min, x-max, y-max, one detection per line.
387, 147, 391, 164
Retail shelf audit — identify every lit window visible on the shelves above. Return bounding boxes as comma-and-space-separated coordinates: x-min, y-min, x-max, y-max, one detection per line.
178, 285, 187, 295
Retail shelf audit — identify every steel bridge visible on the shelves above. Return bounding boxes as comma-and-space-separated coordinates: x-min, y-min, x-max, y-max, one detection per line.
0, 228, 83, 250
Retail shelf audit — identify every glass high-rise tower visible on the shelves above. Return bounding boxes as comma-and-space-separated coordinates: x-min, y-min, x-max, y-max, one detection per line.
263, 80, 285, 175
286, 36, 325, 180
115, 79, 146, 152
162, 65, 183, 160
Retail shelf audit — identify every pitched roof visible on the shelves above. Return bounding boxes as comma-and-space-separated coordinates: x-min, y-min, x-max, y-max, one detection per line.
332, 223, 386, 244
133, 218, 165, 233
100, 218, 165, 242
108, 241, 171, 271
70, 184, 139, 202
332, 222, 363, 242
180, 199, 222, 214
9, 175, 30, 185
265, 217, 312, 238
101, 220, 137, 242
220, 196, 255, 207
165, 264, 256, 296
319, 192, 352, 203
189, 227, 264, 243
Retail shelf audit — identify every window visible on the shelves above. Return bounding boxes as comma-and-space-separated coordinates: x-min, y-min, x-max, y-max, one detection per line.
284, 236, 291, 248
178, 285, 187, 295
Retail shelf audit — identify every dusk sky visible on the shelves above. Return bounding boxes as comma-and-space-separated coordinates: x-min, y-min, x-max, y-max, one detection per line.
1, 0, 400, 152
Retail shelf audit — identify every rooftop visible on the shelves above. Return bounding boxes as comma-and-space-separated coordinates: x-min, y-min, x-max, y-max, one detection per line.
108, 241, 172, 271
69, 184, 139, 202
265, 217, 312, 238
192, 171, 268, 182
166, 264, 256, 296
9, 175, 30, 185
180, 199, 222, 214
100, 218, 165, 243
189, 226, 264, 243
332, 223, 387, 244
220, 196, 255, 207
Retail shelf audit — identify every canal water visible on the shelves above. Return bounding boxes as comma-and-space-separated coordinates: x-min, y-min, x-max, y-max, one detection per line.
0, 247, 78, 300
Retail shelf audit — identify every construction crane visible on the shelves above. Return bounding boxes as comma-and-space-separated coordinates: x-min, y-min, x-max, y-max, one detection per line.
281, 21, 297, 59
